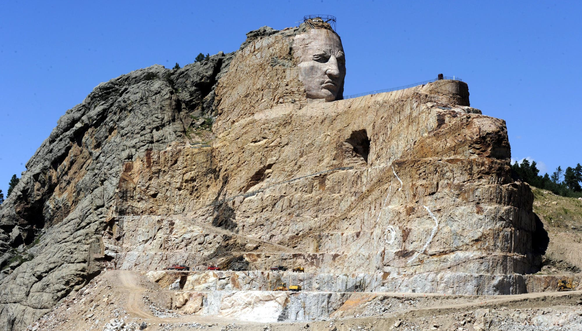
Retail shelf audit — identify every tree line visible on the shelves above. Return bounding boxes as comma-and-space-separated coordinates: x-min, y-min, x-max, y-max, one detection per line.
0, 174, 19, 205
511, 159, 582, 198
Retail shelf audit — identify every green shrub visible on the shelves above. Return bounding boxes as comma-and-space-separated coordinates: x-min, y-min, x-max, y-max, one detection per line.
163, 72, 175, 88
1, 252, 33, 271
143, 72, 158, 81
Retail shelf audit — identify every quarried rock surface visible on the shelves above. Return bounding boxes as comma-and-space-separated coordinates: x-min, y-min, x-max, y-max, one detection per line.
0, 23, 551, 330
110, 78, 545, 282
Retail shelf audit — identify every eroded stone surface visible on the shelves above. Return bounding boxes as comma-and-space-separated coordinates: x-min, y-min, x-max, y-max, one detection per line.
0, 23, 547, 330
0, 53, 233, 330
111, 78, 544, 281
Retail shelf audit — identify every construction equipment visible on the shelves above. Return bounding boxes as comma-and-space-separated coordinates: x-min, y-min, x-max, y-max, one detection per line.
558, 279, 574, 291
293, 266, 304, 272
270, 266, 287, 271
165, 264, 189, 271
289, 285, 302, 292
274, 282, 287, 291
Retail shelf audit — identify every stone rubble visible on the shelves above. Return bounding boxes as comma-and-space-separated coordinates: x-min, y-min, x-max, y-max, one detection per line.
103, 318, 142, 331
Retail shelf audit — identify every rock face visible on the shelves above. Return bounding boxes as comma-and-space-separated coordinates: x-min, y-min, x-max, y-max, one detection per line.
0, 53, 233, 330
0, 24, 547, 329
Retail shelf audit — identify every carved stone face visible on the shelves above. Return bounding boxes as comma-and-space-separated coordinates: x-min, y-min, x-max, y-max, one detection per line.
294, 29, 346, 101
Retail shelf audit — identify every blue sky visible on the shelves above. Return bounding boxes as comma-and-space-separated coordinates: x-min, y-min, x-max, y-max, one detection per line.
1, 0, 581, 195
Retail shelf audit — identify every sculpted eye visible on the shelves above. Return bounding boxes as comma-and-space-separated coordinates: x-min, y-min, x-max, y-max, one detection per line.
313, 53, 329, 62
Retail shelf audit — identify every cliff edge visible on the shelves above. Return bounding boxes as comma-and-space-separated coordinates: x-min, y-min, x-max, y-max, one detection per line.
0, 24, 548, 330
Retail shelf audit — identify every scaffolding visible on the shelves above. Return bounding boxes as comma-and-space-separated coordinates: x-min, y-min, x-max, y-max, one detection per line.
303, 14, 337, 31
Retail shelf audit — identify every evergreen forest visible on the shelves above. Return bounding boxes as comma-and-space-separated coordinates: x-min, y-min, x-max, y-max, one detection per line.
512, 160, 582, 198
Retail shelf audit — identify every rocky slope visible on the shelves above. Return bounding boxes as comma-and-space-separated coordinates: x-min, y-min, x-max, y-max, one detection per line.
532, 187, 582, 274
26, 270, 582, 331
0, 52, 233, 330
0, 24, 555, 330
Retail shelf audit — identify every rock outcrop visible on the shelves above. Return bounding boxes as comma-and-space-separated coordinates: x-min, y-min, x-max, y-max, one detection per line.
0, 24, 547, 329
0, 53, 232, 330
110, 79, 545, 278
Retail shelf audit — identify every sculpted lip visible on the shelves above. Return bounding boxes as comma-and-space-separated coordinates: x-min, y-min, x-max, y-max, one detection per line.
322, 81, 337, 89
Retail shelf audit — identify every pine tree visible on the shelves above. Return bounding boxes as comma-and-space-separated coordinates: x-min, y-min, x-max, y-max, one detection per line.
510, 161, 581, 197
519, 159, 536, 183
541, 173, 551, 190
564, 165, 582, 192
575, 163, 582, 187
551, 166, 563, 184
529, 161, 541, 187
195, 53, 205, 62
7, 174, 19, 198
511, 161, 522, 178
564, 167, 580, 191
0, 189, 4, 204
512, 159, 540, 186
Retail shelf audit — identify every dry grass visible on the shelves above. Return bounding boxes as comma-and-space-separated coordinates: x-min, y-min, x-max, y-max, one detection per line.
532, 186, 582, 273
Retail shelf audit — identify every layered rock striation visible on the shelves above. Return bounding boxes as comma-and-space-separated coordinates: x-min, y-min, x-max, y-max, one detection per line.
0, 24, 547, 329
0, 53, 232, 330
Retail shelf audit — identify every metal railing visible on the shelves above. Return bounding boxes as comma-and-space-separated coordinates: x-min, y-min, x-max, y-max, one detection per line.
343, 76, 462, 100
303, 15, 337, 31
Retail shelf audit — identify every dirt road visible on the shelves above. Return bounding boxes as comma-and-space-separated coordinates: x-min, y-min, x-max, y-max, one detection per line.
109, 270, 243, 326
117, 271, 155, 319
109, 270, 582, 330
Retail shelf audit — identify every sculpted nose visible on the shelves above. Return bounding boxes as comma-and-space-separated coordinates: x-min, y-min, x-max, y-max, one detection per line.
325, 56, 340, 78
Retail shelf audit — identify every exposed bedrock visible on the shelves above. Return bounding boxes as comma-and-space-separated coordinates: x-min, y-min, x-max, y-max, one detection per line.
0, 53, 233, 330
146, 270, 575, 323
110, 79, 546, 282
149, 270, 576, 296
106, 26, 545, 283
0, 25, 547, 330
